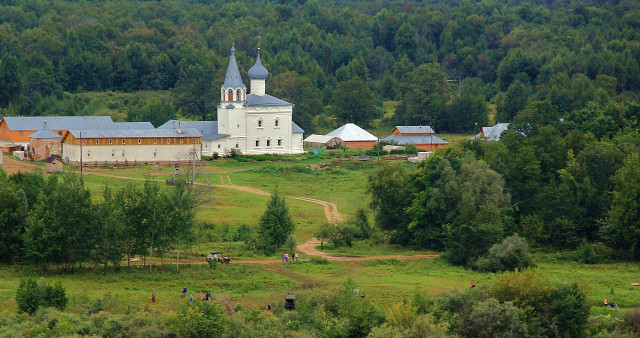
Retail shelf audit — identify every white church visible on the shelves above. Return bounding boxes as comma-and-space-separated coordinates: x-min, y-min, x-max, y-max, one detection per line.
160, 46, 304, 156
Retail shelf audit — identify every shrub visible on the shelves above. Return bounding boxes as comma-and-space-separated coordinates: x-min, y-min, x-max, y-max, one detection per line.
328, 223, 358, 248
16, 279, 67, 315
549, 283, 590, 337
173, 301, 226, 338
461, 298, 527, 338
351, 208, 371, 239
212, 152, 219, 159
310, 256, 329, 264
623, 307, 640, 335
484, 233, 533, 272
577, 242, 613, 264
16, 279, 40, 315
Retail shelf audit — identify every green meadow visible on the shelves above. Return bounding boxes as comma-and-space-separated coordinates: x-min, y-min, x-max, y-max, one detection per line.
1, 156, 639, 323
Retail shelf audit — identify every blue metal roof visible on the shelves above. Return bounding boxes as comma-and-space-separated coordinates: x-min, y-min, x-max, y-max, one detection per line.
381, 134, 448, 145
113, 122, 155, 129
248, 52, 269, 80
292, 121, 304, 133
157, 120, 228, 141
222, 46, 245, 89
245, 94, 291, 106
2, 116, 115, 131
67, 128, 202, 139
29, 129, 62, 139
395, 126, 435, 134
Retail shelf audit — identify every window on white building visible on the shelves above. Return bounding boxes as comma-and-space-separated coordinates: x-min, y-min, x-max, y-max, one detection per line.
266, 139, 271, 147
277, 139, 282, 146
258, 118, 263, 128
122, 139, 126, 145
275, 118, 279, 127
109, 139, 113, 145
255, 140, 260, 147
138, 139, 141, 144
235, 143, 239, 148
95, 139, 99, 145
218, 144, 221, 149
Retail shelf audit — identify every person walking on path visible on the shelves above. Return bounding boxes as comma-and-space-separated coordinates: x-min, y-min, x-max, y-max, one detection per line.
199, 291, 204, 301
294, 252, 299, 262
182, 287, 187, 298
151, 291, 156, 303
189, 293, 193, 302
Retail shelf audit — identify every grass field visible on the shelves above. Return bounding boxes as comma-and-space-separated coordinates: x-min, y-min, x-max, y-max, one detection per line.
1, 155, 639, 327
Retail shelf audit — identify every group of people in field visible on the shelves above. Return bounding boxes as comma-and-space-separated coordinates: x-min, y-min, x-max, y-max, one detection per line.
281, 252, 298, 262
150, 287, 216, 303
181, 287, 214, 302
603, 298, 618, 308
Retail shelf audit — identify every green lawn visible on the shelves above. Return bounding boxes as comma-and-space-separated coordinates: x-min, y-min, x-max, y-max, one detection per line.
6, 155, 639, 323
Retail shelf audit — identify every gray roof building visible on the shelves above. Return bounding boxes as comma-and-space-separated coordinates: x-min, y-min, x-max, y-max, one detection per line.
222, 45, 245, 89
393, 125, 435, 134
29, 129, 62, 139
292, 122, 304, 133
157, 120, 228, 140
113, 122, 155, 129
66, 128, 202, 139
248, 52, 269, 80
245, 94, 292, 106
327, 123, 377, 141
381, 134, 448, 145
474, 123, 509, 141
2, 116, 115, 131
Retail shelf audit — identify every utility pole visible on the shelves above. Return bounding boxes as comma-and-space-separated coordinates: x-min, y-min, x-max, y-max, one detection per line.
79, 131, 83, 176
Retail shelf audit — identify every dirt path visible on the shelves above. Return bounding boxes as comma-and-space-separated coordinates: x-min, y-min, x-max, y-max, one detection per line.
0, 156, 41, 174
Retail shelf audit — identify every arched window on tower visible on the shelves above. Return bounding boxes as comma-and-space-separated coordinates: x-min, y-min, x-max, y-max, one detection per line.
228, 89, 234, 101
237, 89, 242, 101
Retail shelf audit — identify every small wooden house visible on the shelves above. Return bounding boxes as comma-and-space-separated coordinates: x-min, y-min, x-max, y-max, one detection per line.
382, 125, 448, 151
45, 155, 64, 173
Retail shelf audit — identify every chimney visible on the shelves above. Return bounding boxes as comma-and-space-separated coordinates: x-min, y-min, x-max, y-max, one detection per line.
177, 122, 182, 134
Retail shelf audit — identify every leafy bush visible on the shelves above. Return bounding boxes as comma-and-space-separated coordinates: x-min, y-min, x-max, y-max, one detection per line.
623, 307, 640, 335
461, 298, 527, 338
16, 279, 40, 315
577, 242, 613, 264
483, 233, 533, 272
328, 223, 358, 248
16, 279, 68, 315
173, 301, 226, 338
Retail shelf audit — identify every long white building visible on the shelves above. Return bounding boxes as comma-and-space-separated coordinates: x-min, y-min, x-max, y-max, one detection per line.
61, 128, 202, 163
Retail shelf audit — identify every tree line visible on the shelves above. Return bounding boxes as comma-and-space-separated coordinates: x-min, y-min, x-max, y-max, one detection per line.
369, 98, 640, 264
0, 172, 197, 273
0, 0, 639, 133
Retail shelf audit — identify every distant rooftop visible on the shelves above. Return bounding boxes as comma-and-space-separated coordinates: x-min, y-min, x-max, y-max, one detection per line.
327, 123, 377, 142
394, 126, 435, 134
66, 128, 202, 139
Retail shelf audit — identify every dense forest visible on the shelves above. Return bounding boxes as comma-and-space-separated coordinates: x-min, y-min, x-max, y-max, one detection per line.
0, 0, 639, 133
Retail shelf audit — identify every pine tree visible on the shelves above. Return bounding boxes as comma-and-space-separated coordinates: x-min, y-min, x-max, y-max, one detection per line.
258, 189, 294, 254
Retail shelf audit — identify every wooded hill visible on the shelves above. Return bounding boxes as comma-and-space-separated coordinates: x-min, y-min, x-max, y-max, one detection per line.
0, 0, 639, 133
